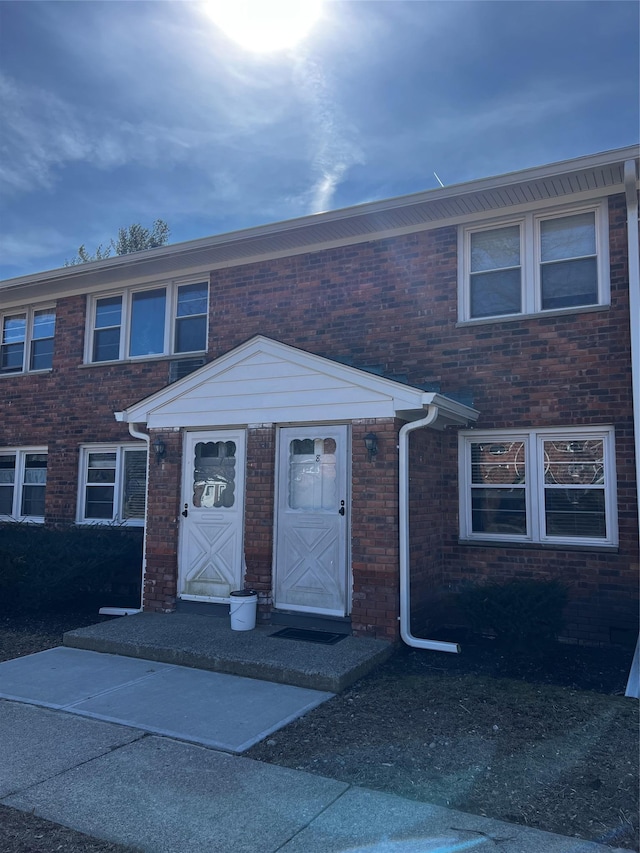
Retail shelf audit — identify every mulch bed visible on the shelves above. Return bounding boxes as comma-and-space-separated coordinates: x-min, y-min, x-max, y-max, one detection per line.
0, 611, 638, 852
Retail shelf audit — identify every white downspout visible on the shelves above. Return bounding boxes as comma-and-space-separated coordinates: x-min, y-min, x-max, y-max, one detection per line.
98, 420, 148, 616
399, 407, 460, 653
623, 157, 639, 699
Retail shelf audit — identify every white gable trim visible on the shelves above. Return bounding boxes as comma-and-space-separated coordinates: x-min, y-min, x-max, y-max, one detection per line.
115, 336, 479, 430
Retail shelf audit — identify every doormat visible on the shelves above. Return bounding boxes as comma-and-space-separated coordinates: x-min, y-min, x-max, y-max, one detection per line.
269, 627, 347, 645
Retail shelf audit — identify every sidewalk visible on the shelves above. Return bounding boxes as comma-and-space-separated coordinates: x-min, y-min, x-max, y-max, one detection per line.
0, 647, 631, 853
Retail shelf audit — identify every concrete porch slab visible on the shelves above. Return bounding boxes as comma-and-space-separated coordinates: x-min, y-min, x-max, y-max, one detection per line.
63, 611, 393, 692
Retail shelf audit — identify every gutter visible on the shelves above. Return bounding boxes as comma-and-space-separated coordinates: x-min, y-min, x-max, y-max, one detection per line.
624, 157, 640, 699
98, 417, 148, 617
399, 407, 460, 653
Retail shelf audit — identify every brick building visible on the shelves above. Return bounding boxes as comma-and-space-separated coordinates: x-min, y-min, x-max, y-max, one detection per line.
1, 146, 638, 647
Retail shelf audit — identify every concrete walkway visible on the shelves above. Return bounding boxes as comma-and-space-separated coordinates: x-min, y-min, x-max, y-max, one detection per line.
0, 647, 630, 853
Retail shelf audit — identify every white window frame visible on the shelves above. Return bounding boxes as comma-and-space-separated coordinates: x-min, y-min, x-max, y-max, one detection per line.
0, 305, 56, 375
0, 447, 48, 522
458, 426, 618, 547
86, 278, 209, 363
458, 200, 610, 322
77, 444, 148, 526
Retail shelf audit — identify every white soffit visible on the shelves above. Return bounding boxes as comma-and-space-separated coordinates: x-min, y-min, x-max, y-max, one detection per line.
117, 336, 479, 429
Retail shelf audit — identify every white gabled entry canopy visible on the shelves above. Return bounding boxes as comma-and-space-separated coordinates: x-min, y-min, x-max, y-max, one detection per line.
115, 336, 479, 429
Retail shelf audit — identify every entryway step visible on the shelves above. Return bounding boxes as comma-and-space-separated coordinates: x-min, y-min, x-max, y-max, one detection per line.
63, 611, 393, 693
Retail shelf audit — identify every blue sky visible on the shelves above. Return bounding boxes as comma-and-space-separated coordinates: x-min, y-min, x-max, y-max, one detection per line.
0, 0, 638, 280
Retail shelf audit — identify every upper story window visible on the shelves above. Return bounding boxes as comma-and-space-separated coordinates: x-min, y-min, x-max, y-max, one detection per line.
0, 448, 47, 521
458, 427, 617, 547
88, 280, 208, 363
458, 201, 609, 321
1, 307, 56, 374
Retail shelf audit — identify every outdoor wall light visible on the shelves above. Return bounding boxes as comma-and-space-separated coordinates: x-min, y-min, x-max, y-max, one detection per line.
364, 432, 378, 462
153, 436, 166, 465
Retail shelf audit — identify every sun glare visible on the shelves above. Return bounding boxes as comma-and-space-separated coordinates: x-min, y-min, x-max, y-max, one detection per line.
203, 0, 323, 54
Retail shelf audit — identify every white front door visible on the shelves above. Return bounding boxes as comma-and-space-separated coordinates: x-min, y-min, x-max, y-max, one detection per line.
274, 425, 349, 615
178, 430, 246, 601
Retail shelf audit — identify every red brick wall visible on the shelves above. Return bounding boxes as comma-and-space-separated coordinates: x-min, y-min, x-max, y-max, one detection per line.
1, 192, 636, 643
244, 425, 276, 620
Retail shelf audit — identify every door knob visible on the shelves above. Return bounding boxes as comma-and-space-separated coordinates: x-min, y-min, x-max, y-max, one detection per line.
338, 500, 345, 516
181, 503, 189, 517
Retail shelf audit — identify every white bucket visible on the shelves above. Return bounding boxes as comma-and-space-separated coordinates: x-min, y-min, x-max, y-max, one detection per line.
229, 590, 258, 631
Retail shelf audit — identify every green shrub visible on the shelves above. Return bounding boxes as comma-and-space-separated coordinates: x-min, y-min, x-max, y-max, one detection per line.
0, 523, 143, 614
457, 578, 568, 648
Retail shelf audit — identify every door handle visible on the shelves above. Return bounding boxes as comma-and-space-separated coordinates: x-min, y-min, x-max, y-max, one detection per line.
181, 503, 189, 518
338, 500, 345, 516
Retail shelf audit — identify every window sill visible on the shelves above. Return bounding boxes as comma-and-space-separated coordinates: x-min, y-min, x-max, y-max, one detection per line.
76, 519, 145, 527
79, 352, 206, 368
0, 368, 53, 378
457, 538, 619, 553
456, 303, 608, 328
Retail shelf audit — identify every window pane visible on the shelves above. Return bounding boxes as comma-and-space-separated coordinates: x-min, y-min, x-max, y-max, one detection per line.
93, 328, 120, 362
21, 485, 45, 517
0, 455, 16, 484
288, 437, 337, 511
175, 316, 207, 353
543, 439, 603, 485
129, 289, 166, 357
541, 257, 598, 310
471, 226, 520, 272
88, 452, 116, 483
95, 296, 122, 328
471, 441, 525, 485
24, 454, 47, 484
32, 310, 56, 340
541, 213, 596, 262
544, 489, 606, 538
193, 441, 236, 508
177, 283, 208, 317
470, 268, 521, 318
85, 485, 115, 519
123, 450, 147, 519
0, 485, 13, 515
0, 456, 15, 514
1, 315, 26, 372
2, 315, 26, 344
471, 487, 527, 535
30, 338, 54, 370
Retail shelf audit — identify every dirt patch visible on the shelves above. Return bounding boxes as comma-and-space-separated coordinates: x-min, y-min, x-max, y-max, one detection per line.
0, 612, 638, 852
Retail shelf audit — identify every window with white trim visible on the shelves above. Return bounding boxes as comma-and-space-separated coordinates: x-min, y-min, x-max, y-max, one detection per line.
78, 445, 147, 525
459, 201, 609, 321
88, 281, 208, 363
459, 427, 617, 546
0, 449, 48, 521
1, 307, 56, 373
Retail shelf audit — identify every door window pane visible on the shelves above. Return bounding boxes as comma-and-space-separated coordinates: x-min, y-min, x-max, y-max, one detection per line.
193, 441, 236, 508
129, 289, 166, 357
288, 437, 337, 511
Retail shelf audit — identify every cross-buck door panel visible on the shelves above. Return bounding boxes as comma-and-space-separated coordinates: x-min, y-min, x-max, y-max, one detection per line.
274, 425, 349, 615
179, 430, 245, 601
